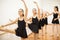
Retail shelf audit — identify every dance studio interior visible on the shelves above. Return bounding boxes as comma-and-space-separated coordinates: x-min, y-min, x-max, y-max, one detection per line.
0, 0, 60, 40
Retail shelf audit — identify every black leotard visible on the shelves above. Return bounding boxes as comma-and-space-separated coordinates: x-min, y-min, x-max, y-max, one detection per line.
28, 17, 39, 33
52, 13, 59, 24
41, 18, 45, 27
39, 19, 42, 29
44, 17, 48, 25
15, 19, 27, 38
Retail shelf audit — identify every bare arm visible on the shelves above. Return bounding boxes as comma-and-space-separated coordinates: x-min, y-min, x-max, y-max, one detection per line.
54, 17, 60, 21
46, 11, 53, 16
9, 19, 17, 24
21, 0, 28, 20
58, 12, 60, 18
43, 11, 53, 18
34, 1, 40, 20
1, 18, 18, 27
26, 18, 32, 23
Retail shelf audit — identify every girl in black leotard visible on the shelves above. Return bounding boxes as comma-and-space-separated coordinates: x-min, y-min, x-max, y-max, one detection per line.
42, 12, 48, 40
47, 6, 60, 24
1, 0, 28, 40
40, 11, 46, 40
15, 19, 27, 38
52, 6, 60, 40
27, 2, 40, 40
38, 10, 49, 40
46, 6, 60, 40
28, 17, 39, 33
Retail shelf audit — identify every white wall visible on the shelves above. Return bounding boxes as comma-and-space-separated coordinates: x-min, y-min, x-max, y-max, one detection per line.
0, 0, 60, 40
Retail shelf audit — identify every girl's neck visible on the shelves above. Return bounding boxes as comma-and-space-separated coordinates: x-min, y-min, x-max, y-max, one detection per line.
19, 16, 24, 21
40, 15, 42, 19
33, 14, 37, 18
43, 15, 45, 18
54, 11, 58, 13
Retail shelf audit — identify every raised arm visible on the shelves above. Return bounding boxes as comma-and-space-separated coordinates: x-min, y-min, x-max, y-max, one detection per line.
1, 18, 18, 27
34, 1, 40, 20
21, 0, 28, 20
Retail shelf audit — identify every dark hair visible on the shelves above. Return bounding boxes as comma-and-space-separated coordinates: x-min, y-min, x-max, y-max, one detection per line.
22, 14, 24, 16
20, 9, 24, 16
19, 8, 24, 12
54, 6, 59, 11
32, 8, 36, 11
18, 9, 24, 16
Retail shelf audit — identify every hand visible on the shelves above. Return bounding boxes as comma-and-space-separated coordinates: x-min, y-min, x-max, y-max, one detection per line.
33, 1, 38, 7
34, 1, 37, 4
54, 18, 57, 21
21, 0, 24, 2
9, 19, 13, 22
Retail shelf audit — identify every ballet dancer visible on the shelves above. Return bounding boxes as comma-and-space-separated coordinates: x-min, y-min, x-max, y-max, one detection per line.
46, 6, 60, 40
27, 1, 40, 40
52, 6, 60, 40
1, 0, 28, 40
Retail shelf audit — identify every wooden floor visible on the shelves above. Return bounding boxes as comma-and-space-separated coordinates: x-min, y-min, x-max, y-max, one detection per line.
0, 24, 60, 40
25, 33, 60, 40
24, 24, 60, 40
